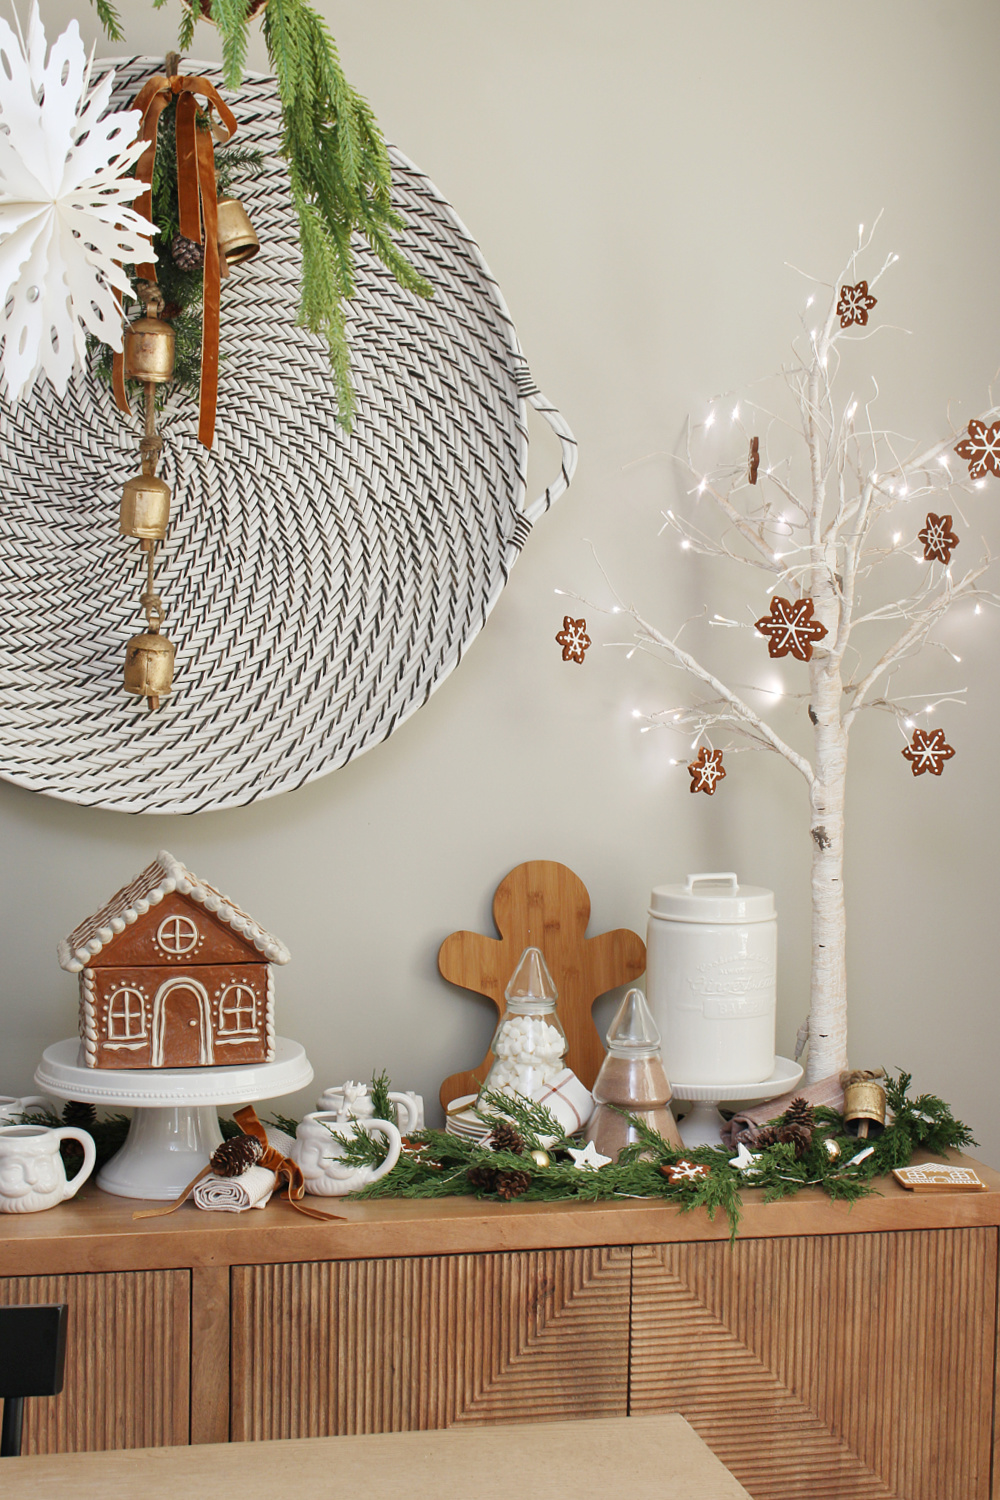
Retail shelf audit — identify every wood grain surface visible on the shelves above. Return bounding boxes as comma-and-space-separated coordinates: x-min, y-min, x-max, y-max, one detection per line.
630, 1229, 997, 1500
231, 1246, 630, 1439
437, 859, 646, 1103
0, 1414, 752, 1500
0, 1269, 189, 1454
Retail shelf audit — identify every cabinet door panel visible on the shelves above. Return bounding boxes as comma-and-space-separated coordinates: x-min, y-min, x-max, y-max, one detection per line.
0, 1270, 190, 1453
232, 1246, 629, 1440
630, 1228, 996, 1500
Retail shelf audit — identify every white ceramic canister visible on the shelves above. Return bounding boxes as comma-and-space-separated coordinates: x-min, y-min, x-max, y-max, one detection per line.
646, 873, 776, 1086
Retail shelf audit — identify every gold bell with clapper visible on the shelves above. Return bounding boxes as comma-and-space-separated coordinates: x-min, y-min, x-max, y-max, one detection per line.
120, 472, 171, 541
123, 544, 174, 713
122, 307, 176, 385
216, 195, 260, 267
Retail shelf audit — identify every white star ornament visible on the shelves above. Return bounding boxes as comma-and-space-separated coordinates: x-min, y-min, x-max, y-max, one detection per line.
728, 1142, 762, 1177
567, 1141, 612, 1172
0, 5, 157, 403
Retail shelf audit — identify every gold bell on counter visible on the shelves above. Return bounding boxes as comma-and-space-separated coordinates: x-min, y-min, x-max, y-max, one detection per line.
123, 315, 176, 384
123, 626, 175, 708
120, 472, 171, 541
216, 195, 260, 267
840, 1069, 887, 1140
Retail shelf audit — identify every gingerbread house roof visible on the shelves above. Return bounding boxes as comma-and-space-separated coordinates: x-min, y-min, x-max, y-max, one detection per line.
57, 850, 291, 973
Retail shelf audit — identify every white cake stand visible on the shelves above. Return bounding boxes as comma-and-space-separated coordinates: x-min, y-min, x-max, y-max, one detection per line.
671, 1055, 804, 1147
35, 1037, 313, 1200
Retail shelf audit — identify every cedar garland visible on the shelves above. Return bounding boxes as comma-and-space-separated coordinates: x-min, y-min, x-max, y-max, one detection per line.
92, 0, 433, 427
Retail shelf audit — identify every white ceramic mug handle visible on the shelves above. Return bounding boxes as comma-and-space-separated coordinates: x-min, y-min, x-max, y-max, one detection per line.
388, 1093, 418, 1133
361, 1119, 401, 1183
17, 1096, 49, 1114
55, 1128, 97, 1199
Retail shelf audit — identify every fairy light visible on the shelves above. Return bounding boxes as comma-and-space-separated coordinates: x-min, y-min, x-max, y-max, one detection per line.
681, 539, 692, 550
806, 296, 815, 308
846, 402, 857, 420
631, 709, 642, 718
731, 404, 740, 422
937, 454, 950, 469
905, 718, 915, 728
898, 484, 908, 497
975, 603, 983, 615
553, 588, 566, 595
892, 532, 902, 545
704, 411, 716, 430
697, 479, 707, 495
976, 479, 986, 490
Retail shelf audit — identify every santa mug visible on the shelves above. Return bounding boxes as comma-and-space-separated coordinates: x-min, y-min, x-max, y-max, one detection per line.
293, 1112, 401, 1196
0, 1125, 96, 1213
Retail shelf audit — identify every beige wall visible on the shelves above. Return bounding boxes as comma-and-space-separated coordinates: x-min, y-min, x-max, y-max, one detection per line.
3, 2, 998, 1156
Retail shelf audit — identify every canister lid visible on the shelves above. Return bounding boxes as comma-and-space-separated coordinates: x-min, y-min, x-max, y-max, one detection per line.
648, 872, 775, 923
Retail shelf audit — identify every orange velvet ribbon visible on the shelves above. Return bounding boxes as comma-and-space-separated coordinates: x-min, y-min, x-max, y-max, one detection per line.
132, 1105, 344, 1222
113, 70, 238, 449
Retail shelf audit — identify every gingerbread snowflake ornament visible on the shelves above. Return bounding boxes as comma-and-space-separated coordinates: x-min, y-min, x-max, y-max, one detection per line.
918, 513, 959, 565
661, 1159, 711, 1184
837, 280, 877, 329
688, 747, 725, 795
955, 419, 1000, 480
555, 616, 591, 664
754, 596, 828, 661
902, 727, 955, 777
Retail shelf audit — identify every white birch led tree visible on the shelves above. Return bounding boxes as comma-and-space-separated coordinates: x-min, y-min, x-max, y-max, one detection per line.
586, 225, 999, 1083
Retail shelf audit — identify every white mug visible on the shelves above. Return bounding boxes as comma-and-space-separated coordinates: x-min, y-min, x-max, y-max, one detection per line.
0, 1095, 49, 1125
0, 1125, 96, 1213
317, 1083, 422, 1134
294, 1111, 401, 1197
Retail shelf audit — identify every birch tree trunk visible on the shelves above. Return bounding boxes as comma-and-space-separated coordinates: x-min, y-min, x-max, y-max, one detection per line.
806, 655, 849, 1081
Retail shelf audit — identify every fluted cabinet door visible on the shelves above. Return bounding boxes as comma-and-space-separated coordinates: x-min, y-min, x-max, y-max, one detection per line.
0, 1270, 190, 1453
629, 1229, 996, 1500
231, 1247, 630, 1440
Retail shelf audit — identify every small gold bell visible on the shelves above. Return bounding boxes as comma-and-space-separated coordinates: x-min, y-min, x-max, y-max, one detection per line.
216, 195, 260, 266
841, 1071, 887, 1140
123, 628, 175, 708
123, 316, 176, 384
120, 472, 172, 541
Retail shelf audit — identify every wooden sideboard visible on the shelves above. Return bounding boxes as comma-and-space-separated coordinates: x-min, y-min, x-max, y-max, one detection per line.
1, 1154, 998, 1500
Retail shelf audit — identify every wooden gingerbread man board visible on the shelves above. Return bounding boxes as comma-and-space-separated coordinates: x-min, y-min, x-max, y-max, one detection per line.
437, 860, 646, 1107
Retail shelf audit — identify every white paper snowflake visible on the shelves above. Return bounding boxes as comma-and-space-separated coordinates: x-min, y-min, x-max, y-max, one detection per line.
0, 5, 157, 402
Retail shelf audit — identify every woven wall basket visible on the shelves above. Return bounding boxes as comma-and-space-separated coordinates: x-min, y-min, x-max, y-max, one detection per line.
0, 58, 576, 816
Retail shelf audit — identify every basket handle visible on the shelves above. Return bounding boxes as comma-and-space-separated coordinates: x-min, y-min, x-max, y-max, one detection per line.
514, 357, 578, 524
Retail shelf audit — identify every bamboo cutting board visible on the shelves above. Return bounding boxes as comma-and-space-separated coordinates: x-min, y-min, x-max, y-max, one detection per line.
437, 860, 646, 1106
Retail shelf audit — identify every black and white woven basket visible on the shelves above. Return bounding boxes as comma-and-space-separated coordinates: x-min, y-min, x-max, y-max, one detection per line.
0, 59, 576, 815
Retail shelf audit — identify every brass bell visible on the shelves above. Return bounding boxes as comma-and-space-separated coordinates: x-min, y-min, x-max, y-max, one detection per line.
841, 1072, 887, 1140
123, 629, 175, 706
123, 316, 176, 384
216, 196, 260, 266
120, 473, 172, 541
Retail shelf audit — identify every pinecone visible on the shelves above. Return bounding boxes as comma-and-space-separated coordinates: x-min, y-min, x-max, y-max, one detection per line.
62, 1100, 96, 1129
467, 1164, 499, 1193
494, 1169, 531, 1201
210, 1134, 264, 1177
779, 1123, 813, 1160
171, 233, 204, 271
487, 1120, 525, 1155
782, 1097, 815, 1132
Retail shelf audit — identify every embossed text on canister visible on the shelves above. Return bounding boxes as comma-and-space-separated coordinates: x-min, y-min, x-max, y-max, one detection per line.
646, 873, 776, 1086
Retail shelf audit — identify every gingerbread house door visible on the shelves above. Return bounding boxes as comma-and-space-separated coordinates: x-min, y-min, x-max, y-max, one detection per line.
151, 977, 214, 1067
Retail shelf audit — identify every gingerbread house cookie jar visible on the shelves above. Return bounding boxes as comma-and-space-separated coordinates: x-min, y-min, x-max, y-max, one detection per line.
57, 851, 289, 1069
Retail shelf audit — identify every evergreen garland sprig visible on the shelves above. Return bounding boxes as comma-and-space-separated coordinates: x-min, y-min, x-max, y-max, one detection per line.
346, 1069, 976, 1241
94, 0, 434, 428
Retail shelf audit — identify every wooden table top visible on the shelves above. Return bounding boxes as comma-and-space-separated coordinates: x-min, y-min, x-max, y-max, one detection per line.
0, 1414, 751, 1498
0, 1150, 996, 1276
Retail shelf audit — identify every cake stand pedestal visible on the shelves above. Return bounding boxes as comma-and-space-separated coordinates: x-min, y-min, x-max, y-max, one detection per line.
671, 1055, 804, 1148
35, 1037, 313, 1200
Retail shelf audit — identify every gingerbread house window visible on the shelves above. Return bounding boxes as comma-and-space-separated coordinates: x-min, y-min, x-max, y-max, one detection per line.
218, 982, 257, 1037
107, 985, 147, 1042
155, 914, 200, 956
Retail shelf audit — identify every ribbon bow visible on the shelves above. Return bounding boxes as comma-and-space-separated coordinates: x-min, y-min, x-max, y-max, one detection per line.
113, 68, 238, 448
132, 1106, 343, 1222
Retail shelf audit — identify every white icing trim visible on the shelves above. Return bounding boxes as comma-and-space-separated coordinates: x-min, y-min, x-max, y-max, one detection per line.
80, 971, 98, 1066
58, 849, 291, 971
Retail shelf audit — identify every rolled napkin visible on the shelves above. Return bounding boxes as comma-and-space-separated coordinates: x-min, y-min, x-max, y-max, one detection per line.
193, 1127, 296, 1213
719, 1074, 845, 1150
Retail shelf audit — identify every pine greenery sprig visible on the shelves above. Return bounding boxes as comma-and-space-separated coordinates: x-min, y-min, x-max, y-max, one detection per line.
93, 0, 435, 428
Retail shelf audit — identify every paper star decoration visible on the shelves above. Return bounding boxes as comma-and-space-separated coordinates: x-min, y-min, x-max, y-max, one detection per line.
918, 513, 959, 565
567, 1141, 612, 1171
688, 746, 725, 795
728, 1142, 762, 1176
0, 5, 157, 402
836, 279, 877, 328
555, 616, 591, 664
661, 1159, 711, 1184
955, 418, 1000, 481
754, 596, 828, 662
902, 726, 955, 777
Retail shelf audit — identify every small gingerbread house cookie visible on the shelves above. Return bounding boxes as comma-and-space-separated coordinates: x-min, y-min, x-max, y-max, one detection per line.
58, 851, 289, 1070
